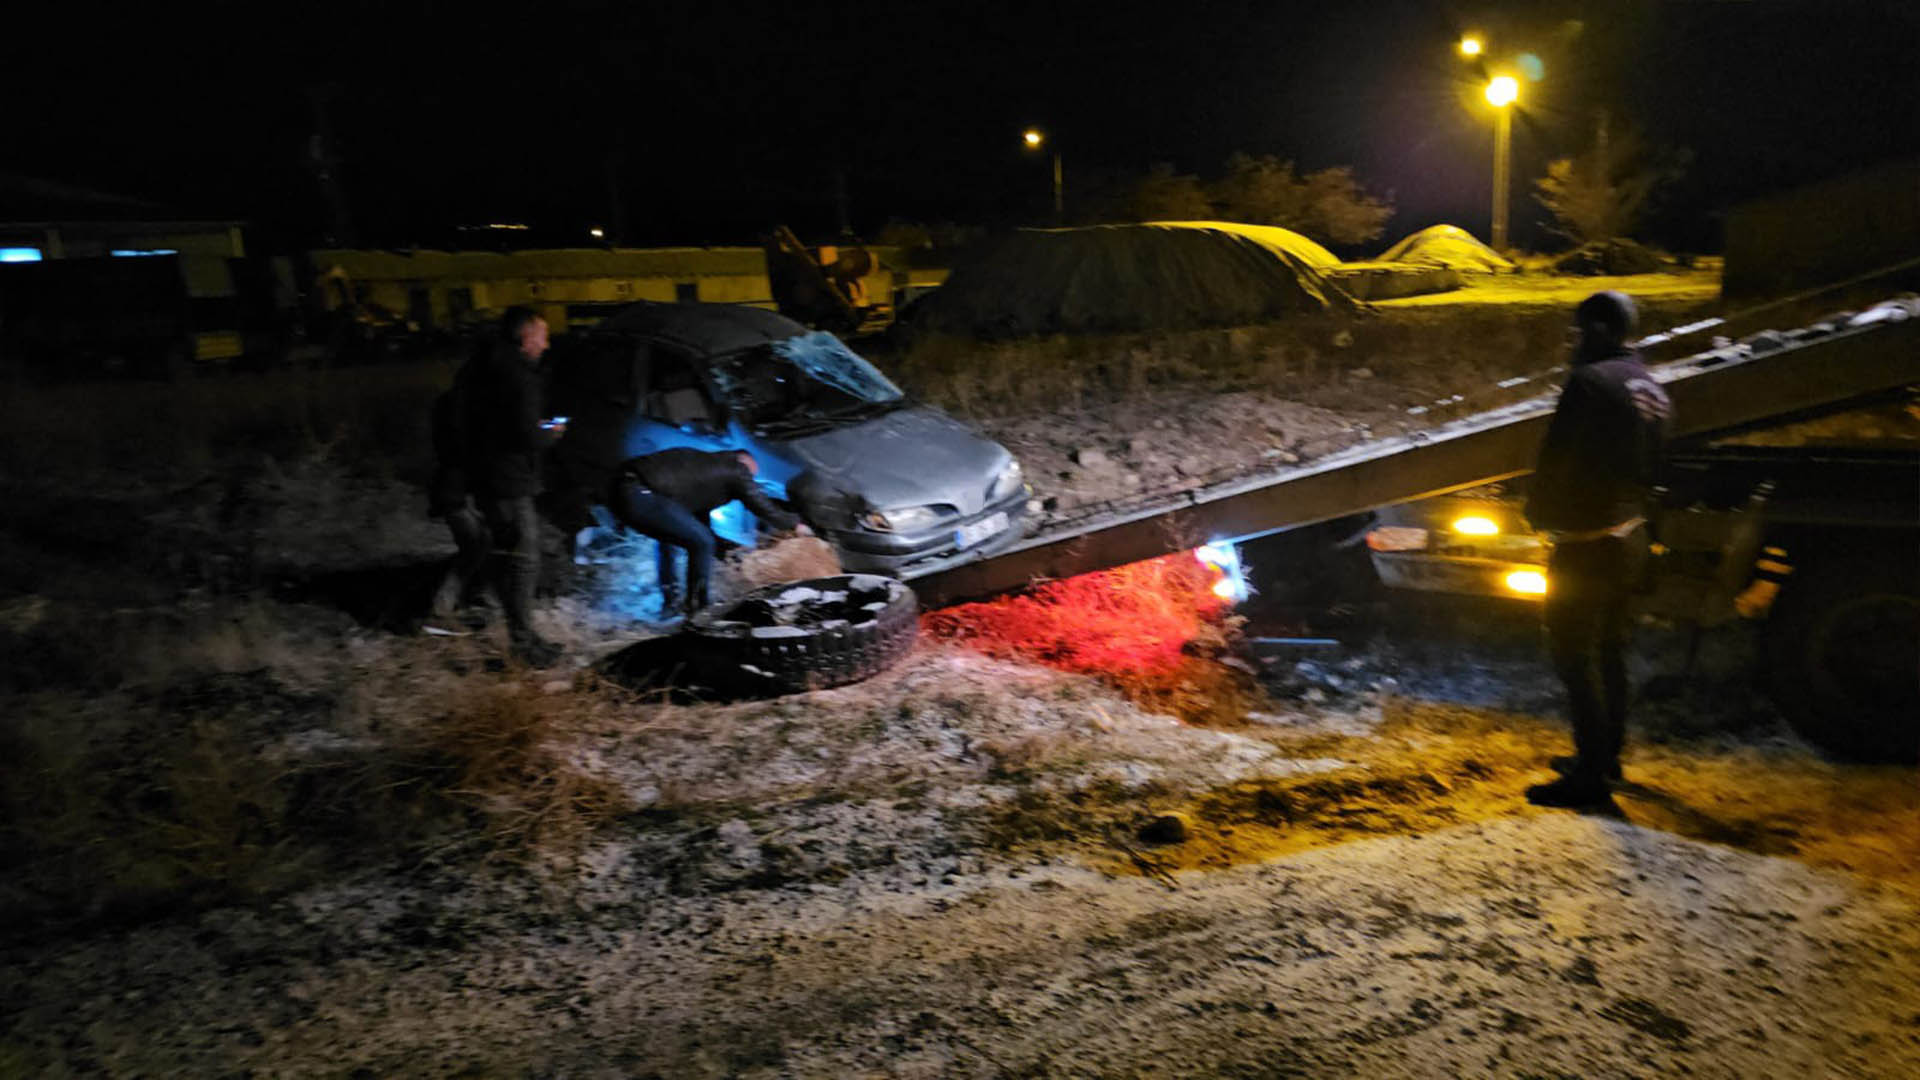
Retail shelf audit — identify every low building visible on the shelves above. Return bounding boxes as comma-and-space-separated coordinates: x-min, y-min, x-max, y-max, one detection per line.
310, 244, 946, 335
0, 173, 252, 366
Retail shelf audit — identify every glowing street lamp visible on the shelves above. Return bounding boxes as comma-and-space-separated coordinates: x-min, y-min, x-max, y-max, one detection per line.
1022, 128, 1064, 224
1484, 75, 1519, 250
1459, 34, 1484, 58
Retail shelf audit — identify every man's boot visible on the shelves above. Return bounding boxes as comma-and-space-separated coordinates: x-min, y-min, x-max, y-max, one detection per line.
500, 551, 561, 668
1526, 770, 1615, 809
1549, 755, 1624, 782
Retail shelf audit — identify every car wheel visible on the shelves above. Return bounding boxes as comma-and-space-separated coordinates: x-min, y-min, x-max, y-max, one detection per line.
1762, 552, 1920, 763
686, 574, 918, 694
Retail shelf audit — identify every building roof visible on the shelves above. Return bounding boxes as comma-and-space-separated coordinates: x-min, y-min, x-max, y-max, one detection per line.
313, 247, 772, 280
0, 172, 239, 227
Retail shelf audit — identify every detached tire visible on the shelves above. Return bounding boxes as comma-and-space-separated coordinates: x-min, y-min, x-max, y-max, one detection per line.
1762, 554, 1920, 763
687, 574, 918, 695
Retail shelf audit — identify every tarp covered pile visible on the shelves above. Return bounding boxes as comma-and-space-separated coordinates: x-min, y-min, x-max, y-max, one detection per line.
901, 221, 1359, 339
1376, 225, 1514, 273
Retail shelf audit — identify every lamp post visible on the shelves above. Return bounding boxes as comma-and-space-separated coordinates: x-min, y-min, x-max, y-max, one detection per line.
1484, 75, 1519, 251
1023, 128, 1063, 225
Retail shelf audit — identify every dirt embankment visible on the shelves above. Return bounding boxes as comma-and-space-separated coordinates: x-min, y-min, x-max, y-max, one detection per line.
894, 276, 1721, 518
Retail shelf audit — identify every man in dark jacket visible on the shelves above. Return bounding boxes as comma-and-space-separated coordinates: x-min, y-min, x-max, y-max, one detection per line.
609, 448, 806, 617
1523, 290, 1672, 807
436, 307, 565, 665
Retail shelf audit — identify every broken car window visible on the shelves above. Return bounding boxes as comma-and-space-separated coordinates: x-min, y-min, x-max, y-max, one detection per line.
710, 331, 904, 430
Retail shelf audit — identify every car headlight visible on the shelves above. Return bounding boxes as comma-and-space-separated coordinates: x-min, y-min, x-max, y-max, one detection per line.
1504, 569, 1549, 595
989, 459, 1025, 502
861, 504, 947, 533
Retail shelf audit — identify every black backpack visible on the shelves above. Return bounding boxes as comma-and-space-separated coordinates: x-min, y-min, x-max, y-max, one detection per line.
430, 375, 470, 466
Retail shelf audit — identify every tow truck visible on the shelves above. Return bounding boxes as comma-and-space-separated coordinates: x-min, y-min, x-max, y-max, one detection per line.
908, 292, 1920, 762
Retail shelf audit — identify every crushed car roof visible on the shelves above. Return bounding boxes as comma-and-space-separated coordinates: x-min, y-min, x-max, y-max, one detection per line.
595, 301, 808, 355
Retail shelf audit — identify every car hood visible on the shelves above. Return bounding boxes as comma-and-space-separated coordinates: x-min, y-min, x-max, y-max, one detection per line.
774, 406, 1012, 517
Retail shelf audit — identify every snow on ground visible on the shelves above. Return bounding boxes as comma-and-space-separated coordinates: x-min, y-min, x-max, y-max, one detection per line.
10, 767, 1916, 1078
7, 605, 1918, 1077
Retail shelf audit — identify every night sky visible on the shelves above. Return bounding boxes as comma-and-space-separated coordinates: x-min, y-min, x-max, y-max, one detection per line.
9, 0, 1916, 252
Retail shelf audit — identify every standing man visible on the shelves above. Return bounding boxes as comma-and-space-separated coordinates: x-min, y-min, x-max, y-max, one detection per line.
609, 448, 807, 617
437, 306, 566, 666
1523, 291, 1671, 808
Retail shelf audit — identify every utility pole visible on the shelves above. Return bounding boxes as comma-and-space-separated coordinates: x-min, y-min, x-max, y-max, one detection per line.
305, 85, 355, 248
605, 136, 628, 246
1051, 151, 1064, 225
1491, 105, 1511, 251
832, 165, 852, 239
1483, 75, 1519, 251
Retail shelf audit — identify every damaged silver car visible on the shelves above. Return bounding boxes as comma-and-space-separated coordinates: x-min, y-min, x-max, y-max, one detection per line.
549, 302, 1029, 576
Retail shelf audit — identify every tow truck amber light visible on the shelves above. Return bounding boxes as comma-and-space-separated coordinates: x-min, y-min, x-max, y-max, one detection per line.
1366, 527, 1430, 552
1451, 515, 1500, 536
1504, 569, 1548, 595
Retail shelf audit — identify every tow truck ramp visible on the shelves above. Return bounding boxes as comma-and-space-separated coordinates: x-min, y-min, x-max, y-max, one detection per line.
907, 303, 1920, 609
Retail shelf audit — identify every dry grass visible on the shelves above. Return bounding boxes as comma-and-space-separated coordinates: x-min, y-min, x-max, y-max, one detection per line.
726, 535, 845, 590
0, 628, 632, 939
0, 696, 321, 930
0, 361, 451, 488
391, 681, 633, 857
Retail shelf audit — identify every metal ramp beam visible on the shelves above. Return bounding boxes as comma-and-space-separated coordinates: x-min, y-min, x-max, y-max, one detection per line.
907, 311, 1919, 609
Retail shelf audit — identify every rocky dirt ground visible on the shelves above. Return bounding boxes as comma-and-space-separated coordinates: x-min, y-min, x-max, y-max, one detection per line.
6, 549, 1917, 1078
6, 269, 1917, 1078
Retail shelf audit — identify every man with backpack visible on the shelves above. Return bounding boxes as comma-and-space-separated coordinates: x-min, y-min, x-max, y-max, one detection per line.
426, 307, 566, 666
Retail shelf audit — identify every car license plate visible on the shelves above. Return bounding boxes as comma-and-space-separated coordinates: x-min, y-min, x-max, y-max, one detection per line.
954, 512, 1009, 549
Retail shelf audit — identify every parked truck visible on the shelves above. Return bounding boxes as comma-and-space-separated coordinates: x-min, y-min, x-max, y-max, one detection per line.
1368, 297, 1920, 761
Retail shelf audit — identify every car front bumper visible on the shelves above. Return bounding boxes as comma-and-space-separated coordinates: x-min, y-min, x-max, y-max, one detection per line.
824, 492, 1031, 576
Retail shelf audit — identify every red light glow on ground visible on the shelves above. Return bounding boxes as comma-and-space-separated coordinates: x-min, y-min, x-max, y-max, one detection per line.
924, 550, 1235, 686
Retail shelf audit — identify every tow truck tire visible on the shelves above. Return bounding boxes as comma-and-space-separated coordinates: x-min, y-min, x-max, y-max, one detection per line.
1762, 555, 1920, 763
687, 574, 918, 694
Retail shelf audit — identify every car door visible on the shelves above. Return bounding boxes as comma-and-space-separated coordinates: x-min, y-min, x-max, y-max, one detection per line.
622, 342, 735, 460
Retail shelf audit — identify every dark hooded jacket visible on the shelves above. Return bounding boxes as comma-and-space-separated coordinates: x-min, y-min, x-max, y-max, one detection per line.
1524, 346, 1672, 533
621, 448, 800, 531
458, 338, 550, 498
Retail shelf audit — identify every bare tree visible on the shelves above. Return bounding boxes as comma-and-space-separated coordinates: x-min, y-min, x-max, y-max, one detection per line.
1103, 163, 1214, 222
1209, 154, 1394, 246
1533, 116, 1688, 246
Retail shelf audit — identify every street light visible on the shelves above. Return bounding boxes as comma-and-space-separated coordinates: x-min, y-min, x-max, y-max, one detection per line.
1484, 75, 1519, 250
1022, 128, 1063, 225
1459, 34, 1483, 58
